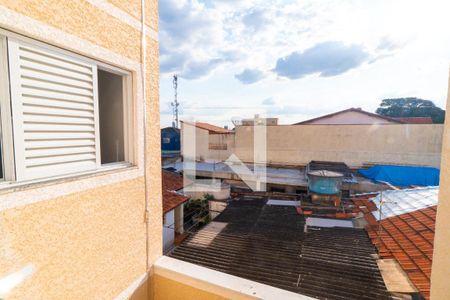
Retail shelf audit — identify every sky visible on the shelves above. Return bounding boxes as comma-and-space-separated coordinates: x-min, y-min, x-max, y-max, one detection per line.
159, 0, 450, 128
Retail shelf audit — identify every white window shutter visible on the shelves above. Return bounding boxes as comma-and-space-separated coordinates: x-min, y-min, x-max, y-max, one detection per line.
7, 38, 100, 181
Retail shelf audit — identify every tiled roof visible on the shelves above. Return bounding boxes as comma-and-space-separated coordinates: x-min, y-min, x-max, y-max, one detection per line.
353, 187, 438, 299
171, 197, 390, 300
162, 170, 189, 213
182, 121, 232, 134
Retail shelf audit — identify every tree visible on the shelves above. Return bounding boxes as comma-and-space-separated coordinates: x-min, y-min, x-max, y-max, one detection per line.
376, 97, 445, 124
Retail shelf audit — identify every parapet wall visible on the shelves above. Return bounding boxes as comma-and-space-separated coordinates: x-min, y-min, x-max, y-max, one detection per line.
233, 124, 443, 168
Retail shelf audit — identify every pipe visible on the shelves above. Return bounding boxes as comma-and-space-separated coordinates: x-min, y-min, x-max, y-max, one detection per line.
140, 0, 150, 271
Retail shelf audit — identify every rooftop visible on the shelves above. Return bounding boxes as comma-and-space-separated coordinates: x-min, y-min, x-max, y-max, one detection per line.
162, 170, 189, 213
353, 187, 438, 299
293, 108, 403, 125
170, 196, 390, 300
182, 121, 233, 134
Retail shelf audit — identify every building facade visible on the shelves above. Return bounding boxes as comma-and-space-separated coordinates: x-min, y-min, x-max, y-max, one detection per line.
0, 1, 161, 299
161, 127, 180, 155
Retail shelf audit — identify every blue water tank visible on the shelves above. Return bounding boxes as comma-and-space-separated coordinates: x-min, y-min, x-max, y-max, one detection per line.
308, 170, 344, 195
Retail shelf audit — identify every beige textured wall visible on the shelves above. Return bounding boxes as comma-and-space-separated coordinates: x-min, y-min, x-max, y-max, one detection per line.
0, 0, 161, 299
181, 123, 236, 162
208, 134, 235, 161
0, 178, 147, 299
181, 123, 209, 161
1, 0, 142, 61
234, 124, 443, 167
430, 73, 450, 300
107, 0, 158, 31
145, 36, 162, 267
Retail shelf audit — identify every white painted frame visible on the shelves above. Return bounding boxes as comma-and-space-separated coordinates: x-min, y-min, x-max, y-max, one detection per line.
97, 62, 135, 165
0, 36, 15, 181
0, 28, 136, 185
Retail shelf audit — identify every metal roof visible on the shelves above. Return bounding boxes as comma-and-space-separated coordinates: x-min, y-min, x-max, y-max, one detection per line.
170, 197, 390, 300
308, 170, 344, 177
370, 186, 438, 220
306, 217, 354, 228
306, 160, 356, 183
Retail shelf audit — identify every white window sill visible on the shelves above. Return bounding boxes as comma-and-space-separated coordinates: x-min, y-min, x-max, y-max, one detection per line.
153, 256, 314, 300
0, 163, 136, 195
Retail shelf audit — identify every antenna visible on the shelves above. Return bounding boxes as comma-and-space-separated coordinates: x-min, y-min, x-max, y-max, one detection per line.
171, 74, 180, 128
231, 117, 242, 126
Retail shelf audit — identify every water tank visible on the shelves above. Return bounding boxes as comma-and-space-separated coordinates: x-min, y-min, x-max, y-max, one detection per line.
307, 170, 344, 195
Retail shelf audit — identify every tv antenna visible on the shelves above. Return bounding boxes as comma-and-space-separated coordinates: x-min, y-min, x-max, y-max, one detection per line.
171, 74, 180, 128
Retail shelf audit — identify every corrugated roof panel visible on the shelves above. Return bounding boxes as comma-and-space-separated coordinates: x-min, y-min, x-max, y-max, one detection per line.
171, 198, 390, 300
371, 187, 438, 220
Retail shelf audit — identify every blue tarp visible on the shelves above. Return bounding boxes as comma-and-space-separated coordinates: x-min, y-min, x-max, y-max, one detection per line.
358, 165, 440, 186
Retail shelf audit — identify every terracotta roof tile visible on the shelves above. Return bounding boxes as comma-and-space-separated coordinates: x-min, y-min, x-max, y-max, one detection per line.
162, 170, 189, 214
182, 121, 232, 134
352, 190, 437, 300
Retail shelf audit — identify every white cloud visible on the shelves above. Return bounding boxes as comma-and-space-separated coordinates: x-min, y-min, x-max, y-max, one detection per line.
262, 97, 275, 105
273, 41, 370, 79
159, 0, 450, 127
235, 68, 266, 84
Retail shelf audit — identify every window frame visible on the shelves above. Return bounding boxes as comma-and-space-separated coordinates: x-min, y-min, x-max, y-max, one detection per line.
0, 35, 15, 182
0, 29, 135, 187
96, 63, 134, 166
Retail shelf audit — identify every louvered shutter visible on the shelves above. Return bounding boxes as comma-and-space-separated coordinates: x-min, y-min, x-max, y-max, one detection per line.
7, 38, 100, 181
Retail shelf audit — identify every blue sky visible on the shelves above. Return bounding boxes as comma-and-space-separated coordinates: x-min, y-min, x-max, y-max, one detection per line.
159, 0, 450, 127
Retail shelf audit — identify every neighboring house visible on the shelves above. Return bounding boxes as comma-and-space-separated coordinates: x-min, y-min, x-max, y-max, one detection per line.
162, 170, 189, 253
353, 187, 438, 299
294, 107, 403, 125
161, 127, 180, 156
181, 121, 235, 162
0, 2, 162, 299
393, 117, 434, 124
188, 121, 233, 134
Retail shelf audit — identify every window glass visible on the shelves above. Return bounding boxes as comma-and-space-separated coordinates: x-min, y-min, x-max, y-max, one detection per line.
98, 69, 125, 164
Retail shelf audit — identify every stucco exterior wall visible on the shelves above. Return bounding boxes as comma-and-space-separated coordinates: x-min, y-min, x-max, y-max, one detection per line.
0, 178, 147, 299
234, 124, 443, 168
181, 123, 235, 162
163, 210, 175, 253
303, 110, 397, 125
0, 1, 160, 299
208, 133, 235, 162
181, 123, 209, 161
430, 73, 450, 300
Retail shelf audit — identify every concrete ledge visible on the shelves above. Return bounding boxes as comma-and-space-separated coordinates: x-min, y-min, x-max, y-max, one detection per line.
153, 256, 314, 300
